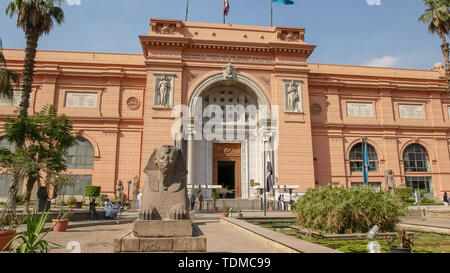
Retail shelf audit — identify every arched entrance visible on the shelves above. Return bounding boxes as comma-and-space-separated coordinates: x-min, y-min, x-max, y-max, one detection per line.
185, 71, 275, 199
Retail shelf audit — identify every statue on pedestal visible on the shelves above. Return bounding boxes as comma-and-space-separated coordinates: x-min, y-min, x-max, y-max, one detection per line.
116, 180, 124, 203
139, 145, 189, 220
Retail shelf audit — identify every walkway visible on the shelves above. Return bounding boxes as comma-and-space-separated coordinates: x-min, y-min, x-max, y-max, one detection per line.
400, 217, 450, 229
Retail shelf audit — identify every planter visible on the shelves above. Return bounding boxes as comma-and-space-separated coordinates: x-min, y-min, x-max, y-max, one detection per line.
0, 230, 16, 251
268, 206, 274, 211
212, 207, 218, 212
52, 219, 69, 232
390, 247, 412, 253
219, 213, 229, 217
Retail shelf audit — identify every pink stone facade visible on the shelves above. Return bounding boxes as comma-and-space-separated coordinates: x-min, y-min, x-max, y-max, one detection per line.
1, 19, 448, 199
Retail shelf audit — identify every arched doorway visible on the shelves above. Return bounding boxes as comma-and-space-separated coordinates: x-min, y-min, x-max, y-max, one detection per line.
186, 72, 274, 199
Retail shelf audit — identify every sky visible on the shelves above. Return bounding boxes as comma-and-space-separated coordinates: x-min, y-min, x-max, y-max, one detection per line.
0, 0, 445, 70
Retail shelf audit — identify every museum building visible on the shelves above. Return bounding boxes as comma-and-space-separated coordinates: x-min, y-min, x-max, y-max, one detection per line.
0, 18, 448, 200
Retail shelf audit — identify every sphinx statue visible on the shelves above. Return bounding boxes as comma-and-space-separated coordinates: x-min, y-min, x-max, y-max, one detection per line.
139, 145, 189, 220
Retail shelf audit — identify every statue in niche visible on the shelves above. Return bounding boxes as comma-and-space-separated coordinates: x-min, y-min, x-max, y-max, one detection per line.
287, 80, 300, 112
139, 145, 189, 220
156, 75, 171, 107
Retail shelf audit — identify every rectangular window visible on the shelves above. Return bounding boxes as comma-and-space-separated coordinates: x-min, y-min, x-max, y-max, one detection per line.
61, 175, 92, 196
346, 102, 373, 117
405, 176, 433, 193
350, 161, 379, 172
399, 104, 424, 119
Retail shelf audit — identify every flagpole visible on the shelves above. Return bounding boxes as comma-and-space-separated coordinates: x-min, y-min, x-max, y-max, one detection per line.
185, 0, 189, 21
270, 0, 273, 27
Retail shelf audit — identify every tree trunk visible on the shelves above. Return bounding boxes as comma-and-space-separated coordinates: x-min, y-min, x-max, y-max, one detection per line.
20, 29, 39, 118
24, 176, 37, 213
0, 172, 21, 217
439, 32, 450, 93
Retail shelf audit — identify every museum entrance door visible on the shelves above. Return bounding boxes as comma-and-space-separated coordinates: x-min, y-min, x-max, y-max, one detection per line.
213, 143, 241, 198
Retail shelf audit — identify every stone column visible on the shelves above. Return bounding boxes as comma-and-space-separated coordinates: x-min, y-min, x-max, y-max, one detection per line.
187, 125, 195, 188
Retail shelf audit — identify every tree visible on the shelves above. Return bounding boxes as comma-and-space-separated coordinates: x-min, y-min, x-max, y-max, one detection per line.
5, 0, 64, 118
0, 105, 75, 214
419, 0, 450, 91
0, 38, 19, 102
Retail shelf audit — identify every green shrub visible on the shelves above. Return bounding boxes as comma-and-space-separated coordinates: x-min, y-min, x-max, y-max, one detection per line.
15, 195, 25, 205
396, 187, 414, 205
66, 196, 77, 205
84, 186, 101, 197
294, 186, 407, 234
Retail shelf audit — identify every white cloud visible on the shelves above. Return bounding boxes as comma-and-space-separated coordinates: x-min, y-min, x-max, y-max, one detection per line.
67, 0, 81, 6
366, 56, 399, 67
367, 0, 381, 6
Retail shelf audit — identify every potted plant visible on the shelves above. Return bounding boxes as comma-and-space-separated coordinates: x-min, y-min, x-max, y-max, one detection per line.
212, 190, 220, 212
48, 174, 76, 232
268, 201, 274, 211
385, 229, 414, 253
0, 211, 24, 251
219, 205, 232, 217
7, 209, 54, 253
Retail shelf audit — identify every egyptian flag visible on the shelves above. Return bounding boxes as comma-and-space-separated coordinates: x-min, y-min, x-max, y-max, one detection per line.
224, 0, 230, 16
266, 154, 273, 193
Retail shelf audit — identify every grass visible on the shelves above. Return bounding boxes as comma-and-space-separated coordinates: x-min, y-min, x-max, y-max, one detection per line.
252, 221, 450, 253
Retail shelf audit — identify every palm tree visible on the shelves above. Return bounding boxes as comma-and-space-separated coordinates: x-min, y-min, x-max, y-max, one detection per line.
0, 38, 19, 101
6, 0, 64, 118
419, 0, 450, 90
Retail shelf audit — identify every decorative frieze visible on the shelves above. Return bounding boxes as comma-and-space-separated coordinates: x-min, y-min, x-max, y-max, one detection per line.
276, 27, 305, 43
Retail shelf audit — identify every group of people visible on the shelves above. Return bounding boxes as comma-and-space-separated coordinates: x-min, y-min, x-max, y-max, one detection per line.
88, 198, 121, 220
189, 194, 203, 211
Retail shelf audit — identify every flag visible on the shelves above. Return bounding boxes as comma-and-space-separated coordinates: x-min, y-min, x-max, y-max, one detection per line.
362, 141, 370, 185
266, 154, 273, 193
224, 0, 230, 16
272, 0, 294, 5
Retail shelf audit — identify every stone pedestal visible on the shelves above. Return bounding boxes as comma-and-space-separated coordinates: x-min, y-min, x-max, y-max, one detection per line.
114, 220, 206, 252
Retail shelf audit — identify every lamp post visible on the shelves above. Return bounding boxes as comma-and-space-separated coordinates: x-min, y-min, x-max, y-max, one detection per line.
127, 180, 132, 206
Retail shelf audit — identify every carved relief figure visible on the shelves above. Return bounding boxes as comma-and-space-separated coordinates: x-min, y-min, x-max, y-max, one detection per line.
223, 63, 235, 80
116, 180, 124, 203
139, 145, 189, 220
287, 80, 299, 112
156, 75, 171, 107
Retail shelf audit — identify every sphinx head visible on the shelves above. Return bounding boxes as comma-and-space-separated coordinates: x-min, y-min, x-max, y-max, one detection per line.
154, 145, 173, 178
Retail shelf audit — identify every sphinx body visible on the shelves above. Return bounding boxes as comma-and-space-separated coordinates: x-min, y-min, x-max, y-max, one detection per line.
139, 145, 190, 220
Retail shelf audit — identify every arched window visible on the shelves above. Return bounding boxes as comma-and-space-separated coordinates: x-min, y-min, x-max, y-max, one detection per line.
403, 144, 430, 172
349, 143, 379, 172
66, 138, 94, 170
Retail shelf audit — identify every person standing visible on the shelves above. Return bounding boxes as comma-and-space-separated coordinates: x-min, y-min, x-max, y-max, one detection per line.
190, 194, 195, 211
280, 194, 285, 211
414, 190, 422, 206
136, 191, 142, 209
444, 192, 448, 206
199, 194, 204, 211
89, 198, 97, 220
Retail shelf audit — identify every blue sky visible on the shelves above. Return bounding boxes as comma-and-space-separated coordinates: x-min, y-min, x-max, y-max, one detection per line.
0, 0, 444, 70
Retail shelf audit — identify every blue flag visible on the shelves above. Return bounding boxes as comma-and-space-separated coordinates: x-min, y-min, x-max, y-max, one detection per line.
272, 0, 295, 5
362, 141, 370, 185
